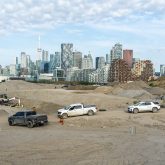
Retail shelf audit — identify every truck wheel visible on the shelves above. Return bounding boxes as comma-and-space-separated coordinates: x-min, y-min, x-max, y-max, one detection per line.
133, 108, 139, 114
152, 107, 158, 113
62, 113, 68, 119
88, 110, 94, 116
9, 120, 14, 126
27, 121, 34, 128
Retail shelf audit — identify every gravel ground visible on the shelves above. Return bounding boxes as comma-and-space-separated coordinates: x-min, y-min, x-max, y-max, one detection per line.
0, 80, 165, 165
0, 107, 165, 165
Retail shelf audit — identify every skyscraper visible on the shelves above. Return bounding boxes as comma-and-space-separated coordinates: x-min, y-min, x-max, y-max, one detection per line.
26, 55, 31, 68
87, 52, 93, 68
82, 53, 93, 69
55, 52, 61, 68
61, 43, 73, 72
110, 43, 122, 62
49, 52, 61, 73
20, 52, 27, 68
106, 53, 110, 64
98, 57, 105, 69
42, 50, 49, 62
16, 57, 19, 65
123, 49, 133, 68
96, 57, 99, 69
36, 35, 42, 61
73, 51, 82, 69
49, 54, 55, 73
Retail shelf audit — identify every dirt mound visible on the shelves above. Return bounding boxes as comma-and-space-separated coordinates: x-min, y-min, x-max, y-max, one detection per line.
94, 81, 149, 95
21, 98, 62, 115
145, 87, 165, 95
105, 81, 154, 100
120, 81, 149, 90
0, 80, 55, 93
113, 89, 154, 100
94, 86, 113, 93
67, 85, 97, 90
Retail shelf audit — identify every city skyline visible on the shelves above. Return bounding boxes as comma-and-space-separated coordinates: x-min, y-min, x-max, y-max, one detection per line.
0, 0, 165, 71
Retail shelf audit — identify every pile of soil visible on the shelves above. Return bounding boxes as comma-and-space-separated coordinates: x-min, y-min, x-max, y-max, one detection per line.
94, 86, 113, 93
67, 85, 97, 90
145, 87, 165, 95
95, 81, 154, 100
21, 98, 62, 115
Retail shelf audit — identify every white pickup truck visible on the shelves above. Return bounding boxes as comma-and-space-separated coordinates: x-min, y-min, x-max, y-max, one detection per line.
57, 103, 97, 118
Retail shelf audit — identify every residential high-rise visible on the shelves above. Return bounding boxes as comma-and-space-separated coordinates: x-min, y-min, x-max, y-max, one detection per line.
66, 67, 81, 81
88, 52, 93, 68
96, 57, 105, 69
55, 52, 61, 68
20, 52, 27, 68
49, 52, 61, 73
61, 43, 73, 72
89, 64, 110, 84
106, 53, 110, 64
110, 43, 122, 62
132, 60, 153, 81
15, 57, 20, 76
160, 64, 165, 76
95, 57, 99, 69
26, 55, 31, 68
109, 59, 133, 82
82, 53, 93, 69
123, 49, 133, 68
9, 64, 16, 76
49, 54, 55, 73
73, 51, 82, 69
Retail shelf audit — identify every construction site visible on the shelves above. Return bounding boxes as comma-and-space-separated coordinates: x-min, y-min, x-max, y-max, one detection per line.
0, 79, 165, 165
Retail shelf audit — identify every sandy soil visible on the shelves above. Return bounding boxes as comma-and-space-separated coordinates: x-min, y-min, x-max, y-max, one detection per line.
0, 80, 165, 165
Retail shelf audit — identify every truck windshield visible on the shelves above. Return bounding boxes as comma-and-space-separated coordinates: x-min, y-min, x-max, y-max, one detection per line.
64, 106, 71, 110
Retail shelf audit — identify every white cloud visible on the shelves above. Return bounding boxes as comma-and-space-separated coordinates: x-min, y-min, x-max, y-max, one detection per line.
0, 0, 164, 35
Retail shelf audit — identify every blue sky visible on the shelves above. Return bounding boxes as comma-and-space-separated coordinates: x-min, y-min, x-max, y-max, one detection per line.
0, 0, 165, 71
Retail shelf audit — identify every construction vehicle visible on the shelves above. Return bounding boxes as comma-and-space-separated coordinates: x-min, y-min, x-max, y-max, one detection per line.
0, 93, 21, 107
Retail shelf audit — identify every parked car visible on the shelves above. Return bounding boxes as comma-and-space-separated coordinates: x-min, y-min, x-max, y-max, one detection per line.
57, 103, 97, 118
128, 101, 160, 114
8, 110, 48, 128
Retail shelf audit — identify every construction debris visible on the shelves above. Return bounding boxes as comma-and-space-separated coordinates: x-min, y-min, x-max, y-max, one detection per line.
0, 93, 21, 107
